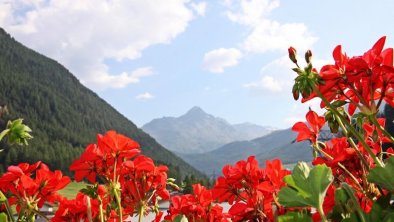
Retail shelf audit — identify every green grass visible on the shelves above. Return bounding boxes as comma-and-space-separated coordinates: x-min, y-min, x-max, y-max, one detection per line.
58, 181, 87, 199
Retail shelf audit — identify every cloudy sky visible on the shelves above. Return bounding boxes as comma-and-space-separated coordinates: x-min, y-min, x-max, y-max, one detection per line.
1, 0, 393, 129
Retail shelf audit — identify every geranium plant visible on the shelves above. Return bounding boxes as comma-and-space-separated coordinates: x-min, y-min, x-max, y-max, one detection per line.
1, 37, 394, 221
277, 36, 394, 222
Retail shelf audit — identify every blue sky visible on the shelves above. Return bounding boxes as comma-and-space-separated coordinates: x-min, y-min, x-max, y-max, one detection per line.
1, 0, 394, 129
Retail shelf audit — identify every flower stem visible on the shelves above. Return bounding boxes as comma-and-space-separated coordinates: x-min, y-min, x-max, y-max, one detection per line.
138, 204, 145, 222
98, 197, 104, 222
32, 209, 51, 222
332, 114, 370, 169
114, 189, 123, 222
4, 199, 15, 222
112, 159, 123, 221
369, 114, 394, 144
317, 204, 328, 222
86, 196, 93, 222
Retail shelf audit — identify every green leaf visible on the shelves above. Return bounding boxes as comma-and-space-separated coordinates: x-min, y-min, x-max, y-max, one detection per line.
0, 191, 6, 202
0, 213, 8, 222
278, 162, 333, 209
383, 213, 394, 222
80, 184, 99, 199
331, 100, 347, 108
278, 211, 312, 222
368, 194, 394, 222
0, 129, 9, 142
292, 68, 303, 74
368, 156, 394, 191
173, 215, 188, 222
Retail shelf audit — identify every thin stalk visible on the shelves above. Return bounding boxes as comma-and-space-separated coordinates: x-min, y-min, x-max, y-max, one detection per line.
4, 200, 15, 222
28, 212, 35, 222
369, 114, 394, 144
376, 83, 387, 109
342, 183, 367, 222
146, 190, 156, 204
32, 209, 51, 222
98, 197, 104, 222
344, 119, 384, 167
112, 159, 123, 221
86, 196, 93, 222
333, 114, 370, 169
114, 190, 123, 222
313, 85, 384, 167
16, 207, 23, 222
138, 205, 145, 222
317, 204, 328, 222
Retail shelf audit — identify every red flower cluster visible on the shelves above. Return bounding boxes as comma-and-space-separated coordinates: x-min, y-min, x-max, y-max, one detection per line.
66, 130, 170, 220
212, 156, 290, 221
302, 36, 394, 115
164, 157, 290, 221
70, 130, 141, 183
287, 38, 394, 218
0, 162, 70, 214
165, 184, 229, 222
121, 155, 170, 216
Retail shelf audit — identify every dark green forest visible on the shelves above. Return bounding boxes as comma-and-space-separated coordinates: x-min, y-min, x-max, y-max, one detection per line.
0, 28, 205, 181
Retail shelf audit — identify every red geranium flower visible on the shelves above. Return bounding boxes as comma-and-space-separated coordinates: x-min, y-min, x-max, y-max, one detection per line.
292, 110, 325, 143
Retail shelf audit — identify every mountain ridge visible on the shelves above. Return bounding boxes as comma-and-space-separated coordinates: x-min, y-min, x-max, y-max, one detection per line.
142, 106, 275, 153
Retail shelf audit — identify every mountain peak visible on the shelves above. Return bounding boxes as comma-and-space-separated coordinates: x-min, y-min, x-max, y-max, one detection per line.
181, 106, 212, 120
185, 106, 206, 116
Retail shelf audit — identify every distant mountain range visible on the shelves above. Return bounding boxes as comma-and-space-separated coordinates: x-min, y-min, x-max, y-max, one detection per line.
142, 106, 275, 153
0, 28, 204, 179
142, 106, 313, 176
178, 128, 313, 176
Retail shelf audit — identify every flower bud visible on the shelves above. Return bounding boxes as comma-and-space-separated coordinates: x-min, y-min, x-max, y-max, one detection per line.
288, 47, 297, 64
305, 50, 312, 63
292, 84, 299, 100
292, 89, 299, 100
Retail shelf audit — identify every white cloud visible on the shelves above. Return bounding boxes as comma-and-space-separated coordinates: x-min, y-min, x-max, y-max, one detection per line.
203, 48, 242, 73
243, 20, 317, 53
191, 2, 207, 16
89, 67, 153, 89
244, 75, 282, 92
136, 92, 154, 100
225, 0, 279, 26
243, 56, 292, 93
223, 0, 317, 53
0, 0, 200, 90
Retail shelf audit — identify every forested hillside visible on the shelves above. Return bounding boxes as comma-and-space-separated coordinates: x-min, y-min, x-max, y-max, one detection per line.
0, 28, 204, 180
